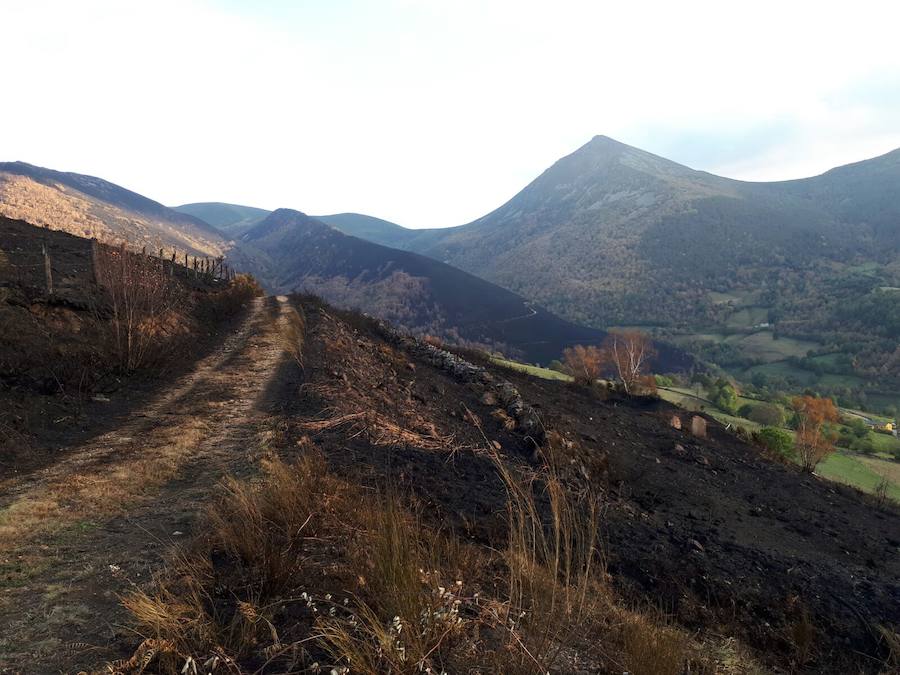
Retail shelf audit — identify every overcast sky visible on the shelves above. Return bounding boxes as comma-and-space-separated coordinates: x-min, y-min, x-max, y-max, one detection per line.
5, 0, 900, 228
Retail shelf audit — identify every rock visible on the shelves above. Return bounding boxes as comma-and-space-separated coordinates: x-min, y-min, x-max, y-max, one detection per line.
690, 539, 705, 552
690, 415, 707, 438
669, 414, 682, 430
92, 394, 110, 403
480, 391, 498, 406
673, 443, 687, 456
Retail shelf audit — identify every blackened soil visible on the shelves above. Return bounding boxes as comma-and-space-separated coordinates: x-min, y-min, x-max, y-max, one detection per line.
294, 299, 899, 674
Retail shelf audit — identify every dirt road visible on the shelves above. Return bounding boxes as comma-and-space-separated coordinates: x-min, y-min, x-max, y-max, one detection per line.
0, 296, 292, 673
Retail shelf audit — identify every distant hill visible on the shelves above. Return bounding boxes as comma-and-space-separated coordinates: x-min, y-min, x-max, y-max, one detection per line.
237, 208, 688, 367
175, 205, 431, 248
313, 212, 437, 250
0, 162, 227, 257
326, 138, 899, 397
173, 202, 270, 237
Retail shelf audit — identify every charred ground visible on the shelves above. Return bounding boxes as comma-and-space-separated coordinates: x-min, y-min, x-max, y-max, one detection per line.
0, 277, 897, 673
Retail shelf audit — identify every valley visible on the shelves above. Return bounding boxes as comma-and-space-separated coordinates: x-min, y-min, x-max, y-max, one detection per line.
175, 138, 900, 417
5, 4, 899, 673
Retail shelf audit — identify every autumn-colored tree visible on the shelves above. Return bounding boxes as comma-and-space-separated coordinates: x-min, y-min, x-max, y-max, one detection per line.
604, 330, 656, 394
792, 395, 839, 472
561, 344, 605, 385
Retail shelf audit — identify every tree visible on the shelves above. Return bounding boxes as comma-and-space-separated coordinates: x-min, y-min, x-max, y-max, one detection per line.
561, 345, 605, 385
755, 427, 795, 459
711, 379, 738, 414
547, 359, 565, 373
604, 330, 655, 394
747, 403, 785, 427
792, 395, 840, 472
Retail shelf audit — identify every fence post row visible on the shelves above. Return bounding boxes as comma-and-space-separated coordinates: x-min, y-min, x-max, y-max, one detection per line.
85, 241, 234, 285
42, 243, 53, 295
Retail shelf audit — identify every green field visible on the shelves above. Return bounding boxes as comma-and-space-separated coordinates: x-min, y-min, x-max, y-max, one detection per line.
674, 330, 821, 364
724, 306, 769, 330
816, 452, 900, 501
708, 289, 760, 306
490, 357, 572, 381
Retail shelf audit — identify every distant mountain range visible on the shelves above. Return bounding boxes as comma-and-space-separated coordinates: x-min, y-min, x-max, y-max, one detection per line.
235, 208, 689, 364
1, 164, 680, 365
5, 137, 898, 388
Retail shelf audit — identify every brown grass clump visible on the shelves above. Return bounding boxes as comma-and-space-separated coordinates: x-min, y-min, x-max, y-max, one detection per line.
300, 410, 453, 450
620, 614, 690, 675
279, 304, 306, 368
112, 444, 746, 674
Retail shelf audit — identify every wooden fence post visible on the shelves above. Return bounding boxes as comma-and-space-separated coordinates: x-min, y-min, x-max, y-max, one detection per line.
42, 243, 53, 295
91, 239, 101, 284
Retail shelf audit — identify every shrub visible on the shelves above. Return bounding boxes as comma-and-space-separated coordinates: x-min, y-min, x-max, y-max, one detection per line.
654, 374, 675, 388
748, 403, 785, 427
94, 245, 185, 372
605, 330, 655, 394
792, 396, 840, 472
562, 344, 605, 385
755, 427, 795, 460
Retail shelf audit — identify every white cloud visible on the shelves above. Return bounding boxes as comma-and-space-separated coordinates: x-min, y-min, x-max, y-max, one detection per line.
2, 0, 899, 227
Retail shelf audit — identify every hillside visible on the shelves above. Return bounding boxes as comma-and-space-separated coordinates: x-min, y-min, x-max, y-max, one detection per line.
0, 162, 228, 256
237, 208, 690, 366
174, 204, 429, 248
334, 138, 899, 402
0, 215, 260, 474
173, 201, 270, 236
1, 287, 897, 673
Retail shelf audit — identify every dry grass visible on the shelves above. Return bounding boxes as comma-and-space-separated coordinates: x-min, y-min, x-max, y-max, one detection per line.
300, 410, 453, 450
110, 439, 758, 674
620, 614, 690, 675
878, 625, 900, 671
0, 418, 206, 546
279, 304, 306, 368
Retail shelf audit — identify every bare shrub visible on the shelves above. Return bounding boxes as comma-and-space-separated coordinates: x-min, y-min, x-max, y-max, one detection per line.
604, 329, 656, 394
561, 344, 605, 385
93, 245, 185, 371
197, 273, 262, 321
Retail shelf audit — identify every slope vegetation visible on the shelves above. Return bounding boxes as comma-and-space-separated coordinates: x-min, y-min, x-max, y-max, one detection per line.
2, 292, 895, 673
0, 162, 227, 256
238, 208, 675, 365
336, 138, 900, 390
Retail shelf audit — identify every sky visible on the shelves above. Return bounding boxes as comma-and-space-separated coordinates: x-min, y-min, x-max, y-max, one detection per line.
4, 0, 900, 228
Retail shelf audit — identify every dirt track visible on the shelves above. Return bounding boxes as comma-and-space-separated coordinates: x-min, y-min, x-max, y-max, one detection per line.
0, 296, 292, 672
1, 295, 898, 674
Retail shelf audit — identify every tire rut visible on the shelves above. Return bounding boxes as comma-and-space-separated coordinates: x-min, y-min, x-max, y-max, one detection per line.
0, 296, 292, 673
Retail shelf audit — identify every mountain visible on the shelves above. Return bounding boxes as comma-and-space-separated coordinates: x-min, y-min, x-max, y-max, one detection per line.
333, 137, 899, 398
173, 202, 270, 236
313, 212, 435, 249
237, 208, 688, 366
175, 205, 428, 248
0, 162, 227, 257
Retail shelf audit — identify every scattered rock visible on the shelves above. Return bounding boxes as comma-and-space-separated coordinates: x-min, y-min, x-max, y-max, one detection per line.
690, 415, 707, 438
